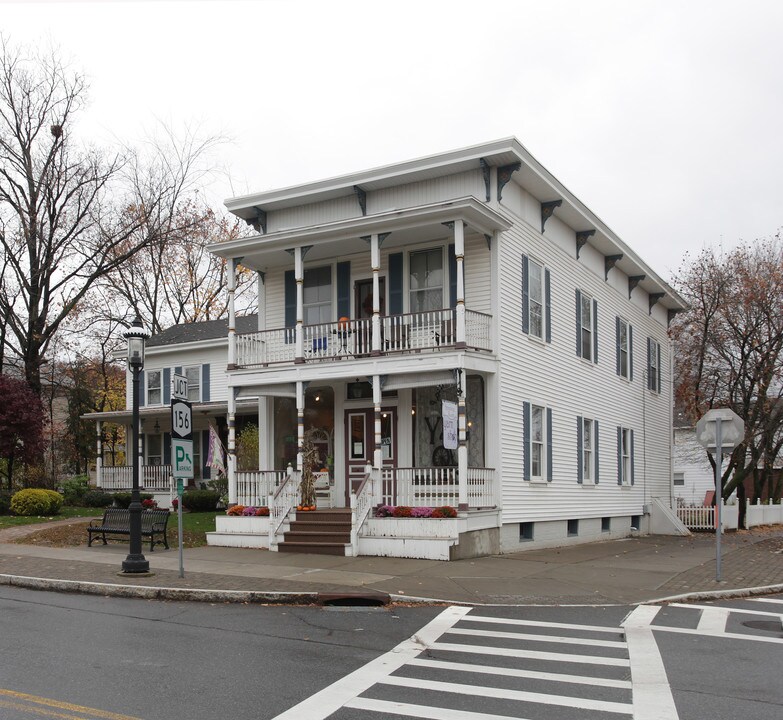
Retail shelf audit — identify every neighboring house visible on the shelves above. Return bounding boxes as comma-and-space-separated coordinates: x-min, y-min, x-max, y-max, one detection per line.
673, 412, 720, 506
87, 138, 687, 559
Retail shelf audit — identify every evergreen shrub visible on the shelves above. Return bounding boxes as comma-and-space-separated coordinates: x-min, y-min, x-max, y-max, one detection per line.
181, 490, 220, 512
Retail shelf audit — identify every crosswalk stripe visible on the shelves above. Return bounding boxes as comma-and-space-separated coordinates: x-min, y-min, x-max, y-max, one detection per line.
346, 696, 534, 720
669, 602, 783, 619
748, 597, 783, 605
697, 607, 729, 632
648, 625, 783, 644
447, 626, 627, 648
431, 641, 630, 666
464, 614, 622, 634
378, 674, 633, 713
407, 657, 633, 688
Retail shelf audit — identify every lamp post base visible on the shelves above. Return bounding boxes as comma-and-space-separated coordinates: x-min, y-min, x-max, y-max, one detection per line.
121, 555, 150, 574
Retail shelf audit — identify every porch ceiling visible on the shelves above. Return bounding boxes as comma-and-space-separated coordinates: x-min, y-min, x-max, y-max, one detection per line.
81, 400, 259, 424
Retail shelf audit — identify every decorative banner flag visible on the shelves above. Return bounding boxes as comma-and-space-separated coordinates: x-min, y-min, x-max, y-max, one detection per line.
442, 400, 458, 450
206, 423, 226, 477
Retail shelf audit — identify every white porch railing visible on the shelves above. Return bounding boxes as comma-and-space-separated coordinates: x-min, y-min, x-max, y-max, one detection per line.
465, 309, 491, 350
236, 327, 295, 366
381, 467, 496, 508
268, 468, 300, 549
237, 470, 288, 506
303, 318, 371, 359
100, 465, 172, 491
350, 467, 376, 554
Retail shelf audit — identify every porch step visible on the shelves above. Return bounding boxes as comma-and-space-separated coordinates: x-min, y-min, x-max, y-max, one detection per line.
278, 509, 352, 556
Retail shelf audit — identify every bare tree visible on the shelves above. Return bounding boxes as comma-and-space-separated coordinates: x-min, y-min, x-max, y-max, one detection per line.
0, 39, 171, 395
672, 234, 783, 520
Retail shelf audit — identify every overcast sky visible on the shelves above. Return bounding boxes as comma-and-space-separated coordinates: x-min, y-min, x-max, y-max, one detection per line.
5, 0, 782, 282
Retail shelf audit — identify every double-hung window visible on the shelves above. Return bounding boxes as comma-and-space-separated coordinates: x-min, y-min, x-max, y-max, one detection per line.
146, 433, 162, 466
524, 402, 553, 482
577, 416, 599, 483
146, 370, 162, 405
616, 318, 632, 379
576, 290, 597, 363
409, 248, 443, 313
185, 365, 201, 402
521, 255, 551, 342
647, 338, 661, 393
303, 266, 333, 325
617, 426, 634, 485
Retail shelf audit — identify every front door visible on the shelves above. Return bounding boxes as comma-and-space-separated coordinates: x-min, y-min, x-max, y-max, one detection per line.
344, 407, 396, 502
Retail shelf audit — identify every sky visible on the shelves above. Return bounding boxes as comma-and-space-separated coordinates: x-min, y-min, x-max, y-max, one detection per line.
4, 0, 782, 283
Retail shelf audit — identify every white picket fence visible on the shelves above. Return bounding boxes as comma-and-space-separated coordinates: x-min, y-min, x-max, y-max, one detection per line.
677, 500, 783, 531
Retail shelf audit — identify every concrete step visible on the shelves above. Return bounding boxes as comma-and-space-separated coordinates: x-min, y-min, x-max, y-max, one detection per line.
277, 541, 348, 556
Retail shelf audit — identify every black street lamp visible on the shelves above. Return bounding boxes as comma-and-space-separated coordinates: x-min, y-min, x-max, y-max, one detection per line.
122, 316, 152, 574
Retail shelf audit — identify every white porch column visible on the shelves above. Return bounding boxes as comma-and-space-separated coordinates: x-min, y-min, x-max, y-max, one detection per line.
227, 389, 237, 504
257, 271, 267, 330
372, 375, 383, 470
457, 369, 468, 510
296, 380, 305, 469
96, 421, 103, 488
227, 257, 238, 368
258, 397, 269, 470
454, 219, 466, 348
371, 234, 381, 356
294, 247, 305, 363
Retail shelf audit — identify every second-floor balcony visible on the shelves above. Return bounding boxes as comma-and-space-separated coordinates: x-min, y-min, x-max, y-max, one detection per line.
235, 307, 492, 368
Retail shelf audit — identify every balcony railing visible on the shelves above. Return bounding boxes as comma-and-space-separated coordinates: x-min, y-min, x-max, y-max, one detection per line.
100, 465, 172, 491
380, 467, 496, 508
235, 308, 492, 368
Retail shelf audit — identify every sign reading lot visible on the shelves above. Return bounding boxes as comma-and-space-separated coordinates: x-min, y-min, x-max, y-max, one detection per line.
171, 397, 193, 480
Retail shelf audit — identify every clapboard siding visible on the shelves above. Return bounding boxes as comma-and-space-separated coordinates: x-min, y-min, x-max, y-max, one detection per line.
268, 195, 360, 233
369, 170, 484, 214
495, 207, 673, 523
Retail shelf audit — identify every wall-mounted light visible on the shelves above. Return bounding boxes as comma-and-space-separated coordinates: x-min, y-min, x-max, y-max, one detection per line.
315, 394, 320, 402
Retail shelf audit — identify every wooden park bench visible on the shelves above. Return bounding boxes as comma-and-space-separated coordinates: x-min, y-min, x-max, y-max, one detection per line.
87, 508, 171, 551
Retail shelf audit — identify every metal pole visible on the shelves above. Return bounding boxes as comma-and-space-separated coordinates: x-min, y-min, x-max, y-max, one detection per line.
122, 365, 149, 573
178, 480, 184, 578
715, 418, 723, 582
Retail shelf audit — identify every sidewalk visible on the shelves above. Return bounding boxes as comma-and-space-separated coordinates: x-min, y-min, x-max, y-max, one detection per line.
1, 522, 782, 605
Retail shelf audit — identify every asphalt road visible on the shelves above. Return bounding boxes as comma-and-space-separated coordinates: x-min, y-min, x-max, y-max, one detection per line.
0, 587, 781, 720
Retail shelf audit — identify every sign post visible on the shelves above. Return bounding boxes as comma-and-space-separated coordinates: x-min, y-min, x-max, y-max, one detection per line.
171, 374, 193, 578
695, 408, 744, 581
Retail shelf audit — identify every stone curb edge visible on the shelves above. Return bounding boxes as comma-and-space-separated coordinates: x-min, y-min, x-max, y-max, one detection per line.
2, 572, 781, 606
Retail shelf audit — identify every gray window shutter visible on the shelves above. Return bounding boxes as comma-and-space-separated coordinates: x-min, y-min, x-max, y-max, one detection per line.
594, 419, 600, 484
575, 289, 582, 357
163, 368, 171, 405
630, 429, 635, 485
284, 269, 296, 342
202, 364, 210, 402
615, 317, 621, 376
647, 337, 653, 390
545, 268, 552, 343
523, 401, 531, 481
617, 426, 623, 485
576, 416, 583, 484
546, 407, 553, 482
163, 432, 171, 465
521, 255, 529, 334
202, 429, 211, 480
657, 343, 662, 393
592, 298, 598, 364
448, 244, 457, 308
337, 261, 351, 319
629, 326, 634, 382
389, 252, 403, 315
138, 371, 145, 407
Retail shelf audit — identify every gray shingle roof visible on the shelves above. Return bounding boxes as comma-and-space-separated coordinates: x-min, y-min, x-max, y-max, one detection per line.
147, 314, 259, 348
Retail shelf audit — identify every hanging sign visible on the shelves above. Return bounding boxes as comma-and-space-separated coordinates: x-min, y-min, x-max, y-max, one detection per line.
442, 400, 458, 450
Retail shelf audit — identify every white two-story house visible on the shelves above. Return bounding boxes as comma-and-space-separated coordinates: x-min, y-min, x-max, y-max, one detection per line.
88, 138, 687, 559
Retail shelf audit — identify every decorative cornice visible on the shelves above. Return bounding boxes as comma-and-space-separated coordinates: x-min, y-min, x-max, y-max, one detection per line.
649, 292, 665, 314
497, 162, 521, 201
541, 200, 562, 233
604, 254, 623, 280
479, 158, 491, 201
575, 229, 595, 259
353, 185, 367, 216
628, 275, 646, 299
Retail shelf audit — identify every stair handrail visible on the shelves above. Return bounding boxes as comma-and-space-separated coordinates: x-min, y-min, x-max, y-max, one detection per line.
350, 464, 376, 555
269, 464, 300, 548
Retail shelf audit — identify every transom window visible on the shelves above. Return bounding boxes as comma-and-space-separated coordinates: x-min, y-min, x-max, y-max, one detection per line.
146, 370, 161, 405
303, 266, 332, 325
529, 259, 544, 339
409, 248, 443, 313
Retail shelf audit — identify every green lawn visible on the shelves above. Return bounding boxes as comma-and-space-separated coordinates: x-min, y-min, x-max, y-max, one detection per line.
0, 506, 101, 529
